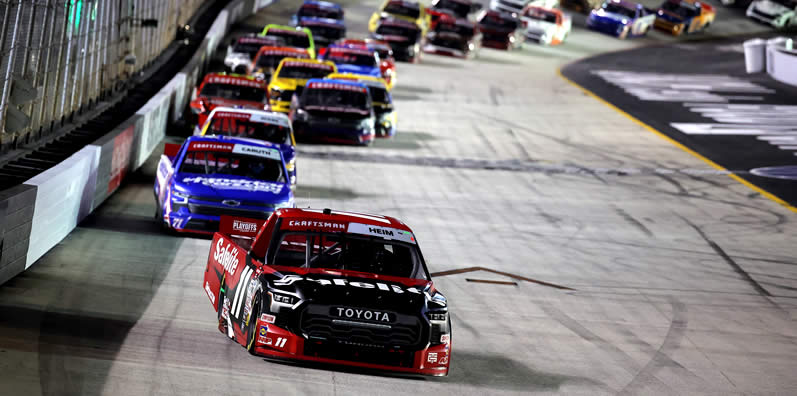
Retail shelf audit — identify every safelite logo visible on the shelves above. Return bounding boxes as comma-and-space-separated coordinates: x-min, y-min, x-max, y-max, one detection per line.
214, 239, 240, 275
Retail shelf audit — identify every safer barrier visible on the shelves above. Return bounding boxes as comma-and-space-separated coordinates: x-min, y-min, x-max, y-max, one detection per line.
0, 184, 36, 285
0, 0, 277, 286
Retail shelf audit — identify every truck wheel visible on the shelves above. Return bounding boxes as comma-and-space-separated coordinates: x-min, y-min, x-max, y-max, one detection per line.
246, 296, 262, 355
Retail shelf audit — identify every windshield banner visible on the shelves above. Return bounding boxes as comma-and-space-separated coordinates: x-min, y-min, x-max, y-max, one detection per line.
181, 177, 286, 193
347, 223, 416, 244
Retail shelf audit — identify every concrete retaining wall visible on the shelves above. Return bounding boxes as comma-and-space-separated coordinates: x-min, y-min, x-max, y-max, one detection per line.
0, 0, 277, 286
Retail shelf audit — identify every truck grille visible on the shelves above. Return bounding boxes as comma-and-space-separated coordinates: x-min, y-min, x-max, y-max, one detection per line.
299, 307, 424, 348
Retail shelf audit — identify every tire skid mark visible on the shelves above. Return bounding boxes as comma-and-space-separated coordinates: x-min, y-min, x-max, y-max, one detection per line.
613, 206, 654, 238
540, 303, 674, 394
681, 217, 773, 299
618, 299, 708, 395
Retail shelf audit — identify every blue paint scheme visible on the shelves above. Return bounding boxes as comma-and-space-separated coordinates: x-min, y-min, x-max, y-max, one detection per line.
154, 135, 294, 234
587, 1, 653, 38
321, 44, 382, 78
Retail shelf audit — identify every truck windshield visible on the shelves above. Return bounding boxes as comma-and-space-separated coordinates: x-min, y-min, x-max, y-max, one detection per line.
206, 116, 290, 144
199, 83, 267, 102
273, 232, 428, 279
179, 151, 285, 183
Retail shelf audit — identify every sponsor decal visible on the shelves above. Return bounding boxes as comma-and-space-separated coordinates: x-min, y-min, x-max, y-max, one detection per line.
427, 352, 438, 363
260, 313, 276, 323
239, 37, 278, 44
286, 220, 346, 230
258, 336, 272, 345
182, 177, 285, 194
439, 356, 449, 365
307, 81, 367, 93
205, 281, 216, 305
232, 144, 281, 160
109, 124, 135, 193
284, 61, 334, 69
212, 112, 252, 120
440, 334, 450, 344
259, 325, 269, 337
270, 28, 307, 36
244, 278, 260, 321
273, 274, 424, 294
332, 307, 392, 322
250, 113, 290, 127
222, 297, 231, 320
233, 219, 259, 233
347, 223, 416, 244
187, 142, 234, 152
206, 76, 265, 88
214, 239, 240, 276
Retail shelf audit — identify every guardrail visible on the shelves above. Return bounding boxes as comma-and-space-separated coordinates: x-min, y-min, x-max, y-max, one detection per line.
0, 0, 277, 286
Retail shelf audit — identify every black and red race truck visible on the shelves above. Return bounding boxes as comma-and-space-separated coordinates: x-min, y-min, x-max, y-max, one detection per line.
203, 208, 451, 376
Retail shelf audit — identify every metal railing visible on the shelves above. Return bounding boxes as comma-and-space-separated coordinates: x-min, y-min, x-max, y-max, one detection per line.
0, 0, 204, 153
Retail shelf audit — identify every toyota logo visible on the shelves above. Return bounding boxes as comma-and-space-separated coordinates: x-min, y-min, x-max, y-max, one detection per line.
222, 200, 241, 207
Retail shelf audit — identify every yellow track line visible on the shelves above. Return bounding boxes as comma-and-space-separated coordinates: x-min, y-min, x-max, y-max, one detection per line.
556, 68, 797, 214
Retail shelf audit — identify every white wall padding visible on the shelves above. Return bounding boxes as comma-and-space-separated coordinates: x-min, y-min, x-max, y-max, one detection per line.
767, 46, 797, 87
25, 145, 101, 268
134, 92, 170, 169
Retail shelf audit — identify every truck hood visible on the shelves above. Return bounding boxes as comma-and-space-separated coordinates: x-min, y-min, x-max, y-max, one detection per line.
263, 267, 444, 315
173, 173, 292, 203
656, 9, 686, 23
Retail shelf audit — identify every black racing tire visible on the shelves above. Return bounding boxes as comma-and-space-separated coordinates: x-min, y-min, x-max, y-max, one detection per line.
246, 295, 262, 355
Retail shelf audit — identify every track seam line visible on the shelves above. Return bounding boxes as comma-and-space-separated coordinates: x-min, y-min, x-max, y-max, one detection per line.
555, 68, 797, 214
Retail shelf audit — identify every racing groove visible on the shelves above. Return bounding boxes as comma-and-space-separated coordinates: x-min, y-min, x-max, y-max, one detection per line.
1, 0, 796, 395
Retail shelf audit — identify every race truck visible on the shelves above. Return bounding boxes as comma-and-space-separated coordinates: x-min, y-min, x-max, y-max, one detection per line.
290, 79, 376, 145
202, 208, 451, 376
196, 107, 297, 185
224, 35, 284, 74
248, 46, 311, 82
154, 136, 294, 235
587, 0, 655, 39
371, 18, 424, 63
490, 0, 559, 15
297, 17, 347, 48
291, 0, 345, 26
260, 24, 317, 59
370, 0, 432, 34
189, 73, 269, 128
267, 58, 337, 113
746, 0, 797, 29
477, 10, 525, 50
320, 45, 383, 78
521, 5, 572, 44
423, 12, 481, 58
327, 73, 397, 137
336, 39, 397, 90
653, 0, 715, 35
429, 0, 483, 20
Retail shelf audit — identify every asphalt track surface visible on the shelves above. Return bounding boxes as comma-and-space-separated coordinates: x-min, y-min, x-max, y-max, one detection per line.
1, 1, 796, 395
